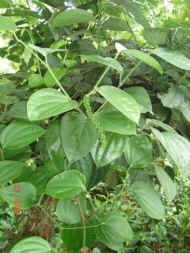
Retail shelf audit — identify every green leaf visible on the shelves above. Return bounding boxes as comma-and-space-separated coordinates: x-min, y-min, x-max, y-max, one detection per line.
0, 16, 16, 32
0, 0, 12, 8
124, 135, 153, 168
10, 236, 52, 253
0, 182, 37, 209
112, 0, 150, 28
152, 128, 190, 176
97, 212, 133, 251
61, 112, 97, 162
155, 166, 177, 202
51, 8, 95, 28
131, 181, 165, 219
0, 161, 24, 185
29, 44, 64, 57
46, 170, 86, 199
82, 55, 123, 74
56, 198, 86, 224
91, 133, 127, 167
153, 47, 190, 70
102, 17, 129, 31
95, 103, 136, 135
121, 49, 163, 74
143, 28, 168, 46
61, 219, 96, 251
126, 86, 152, 113
27, 88, 78, 121
0, 120, 45, 150
7, 101, 28, 120
159, 85, 190, 122
97, 86, 140, 124
28, 73, 44, 88
44, 68, 66, 88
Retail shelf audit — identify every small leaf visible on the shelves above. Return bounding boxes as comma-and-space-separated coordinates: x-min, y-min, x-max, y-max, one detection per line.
0, 16, 16, 32
46, 170, 86, 199
122, 49, 163, 74
97, 212, 133, 251
51, 8, 95, 28
155, 166, 177, 202
27, 88, 78, 121
61, 112, 97, 162
82, 55, 123, 74
10, 236, 51, 253
95, 103, 136, 135
0, 120, 45, 150
126, 86, 152, 113
0, 182, 37, 209
152, 128, 190, 176
124, 135, 153, 168
97, 86, 140, 124
28, 73, 44, 88
131, 181, 165, 219
153, 47, 190, 70
0, 161, 24, 185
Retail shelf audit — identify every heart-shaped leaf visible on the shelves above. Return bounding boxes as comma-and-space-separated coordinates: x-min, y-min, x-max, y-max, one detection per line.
46, 170, 86, 199
0, 182, 37, 209
27, 88, 78, 121
0, 120, 45, 150
10, 236, 51, 253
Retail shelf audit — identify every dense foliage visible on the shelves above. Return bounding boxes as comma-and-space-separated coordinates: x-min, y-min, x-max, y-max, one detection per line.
0, 0, 190, 252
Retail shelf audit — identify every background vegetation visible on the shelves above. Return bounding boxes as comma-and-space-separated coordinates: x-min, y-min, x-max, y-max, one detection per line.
0, 0, 190, 252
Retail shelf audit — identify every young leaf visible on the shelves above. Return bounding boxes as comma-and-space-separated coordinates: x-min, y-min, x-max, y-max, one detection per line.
27, 88, 78, 121
122, 49, 163, 74
124, 135, 153, 168
97, 86, 140, 124
82, 55, 123, 74
0, 120, 45, 150
126, 86, 152, 113
46, 170, 86, 199
61, 112, 97, 162
131, 181, 165, 219
155, 166, 177, 202
28, 73, 44, 88
97, 212, 133, 251
0, 182, 37, 209
51, 9, 95, 28
152, 128, 190, 176
10, 236, 51, 253
0, 161, 24, 185
153, 47, 190, 70
0, 16, 16, 32
95, 103, 136, 135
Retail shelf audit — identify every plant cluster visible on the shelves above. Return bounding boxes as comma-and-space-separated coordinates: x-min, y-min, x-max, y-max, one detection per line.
0, 0, 190, 252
